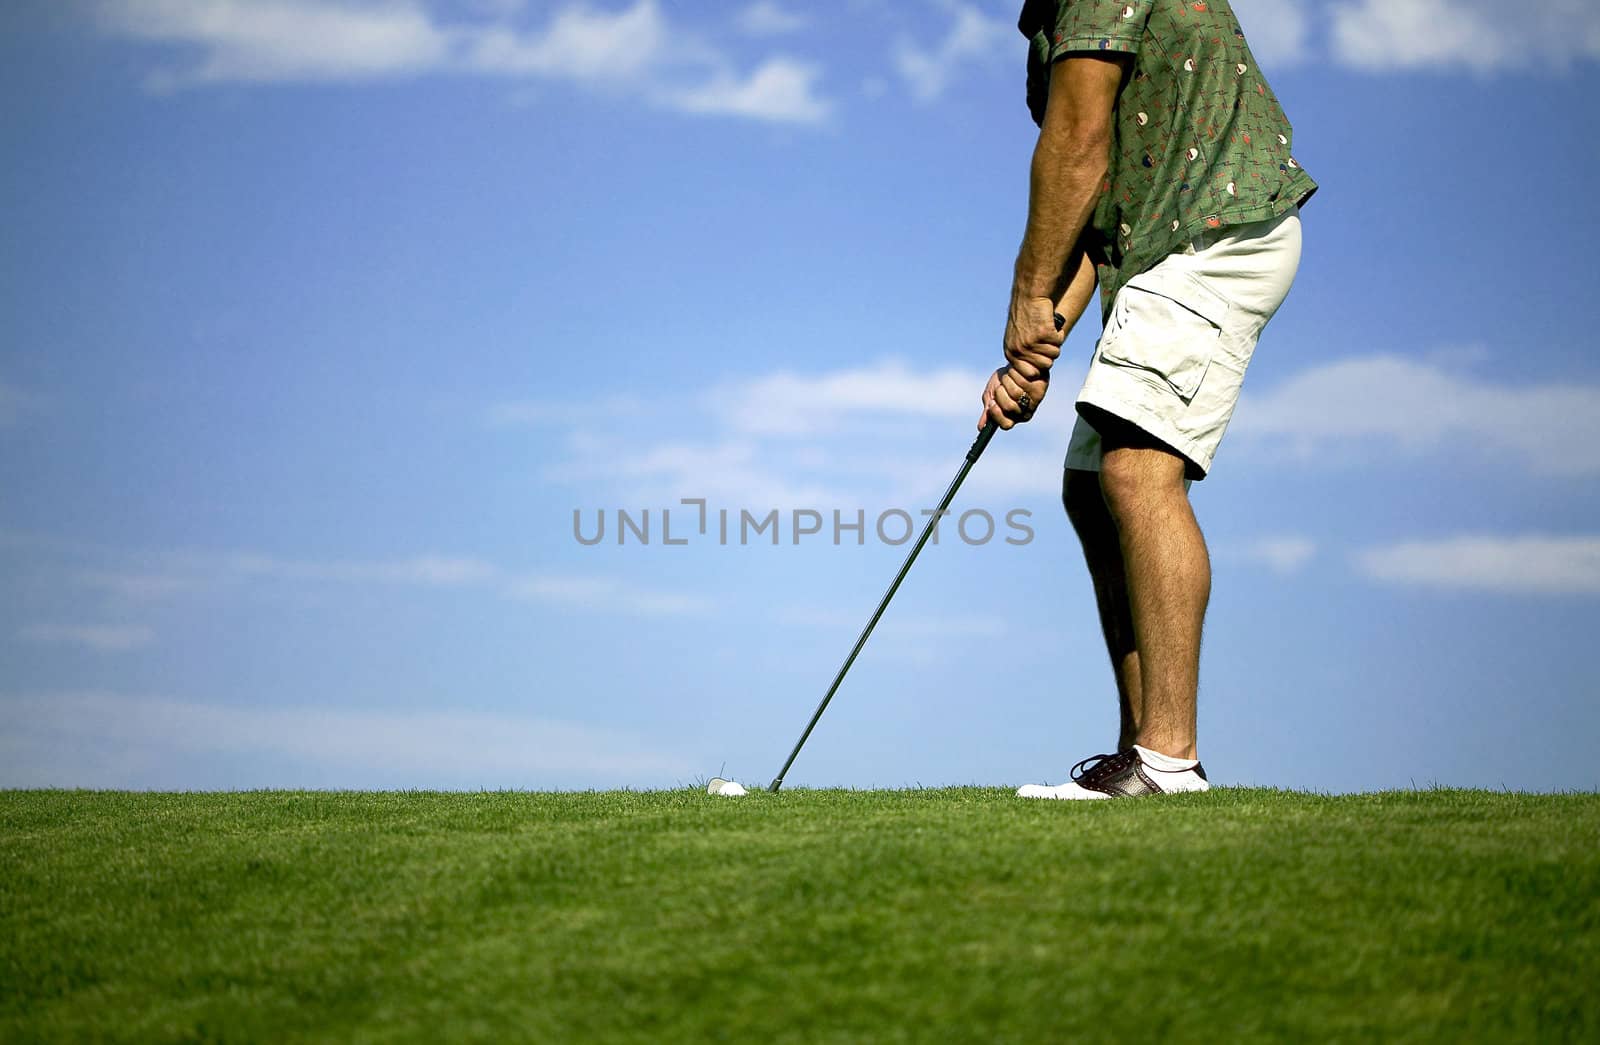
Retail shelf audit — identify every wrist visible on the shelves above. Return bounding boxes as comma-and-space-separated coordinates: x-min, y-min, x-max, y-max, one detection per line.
1010, 269, 1056, 302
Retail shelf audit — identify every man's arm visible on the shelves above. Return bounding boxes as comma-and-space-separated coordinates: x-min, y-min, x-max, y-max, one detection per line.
1007, 239, 1096, 381
985, 53, 1128, 430
1013, 54, 1126, 306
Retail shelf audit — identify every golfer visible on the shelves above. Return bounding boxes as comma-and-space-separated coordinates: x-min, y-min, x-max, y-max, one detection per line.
981, 0, 1317, 799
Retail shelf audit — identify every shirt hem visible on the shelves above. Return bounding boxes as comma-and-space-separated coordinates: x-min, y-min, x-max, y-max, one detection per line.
1048, 34, 1141, 61
1100, 180, 1316, 321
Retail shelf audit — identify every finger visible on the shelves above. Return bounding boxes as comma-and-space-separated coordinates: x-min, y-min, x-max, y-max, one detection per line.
1005, 354, 1044, 381
999, 372, 1029, 409
992, 378, 1021, 420
1018, 336, 1063, 361
1004, 372, 1043, 422
1005, 343, 1060, 375
979, 393, 1004, 428
986, 382, 1016, 430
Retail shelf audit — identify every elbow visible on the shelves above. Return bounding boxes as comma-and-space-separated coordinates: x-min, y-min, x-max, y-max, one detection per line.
1037, 120, 1112, 179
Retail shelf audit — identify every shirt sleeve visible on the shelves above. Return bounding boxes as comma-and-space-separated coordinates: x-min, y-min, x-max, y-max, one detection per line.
1022, 0, 1151, 126
1047, 0, 1152, 59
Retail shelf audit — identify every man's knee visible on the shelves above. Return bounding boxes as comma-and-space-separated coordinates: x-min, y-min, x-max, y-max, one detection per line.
1079, 407, 1188, 517
1098, 448, 1189, 523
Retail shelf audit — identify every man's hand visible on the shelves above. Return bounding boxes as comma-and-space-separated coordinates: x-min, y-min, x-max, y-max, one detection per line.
980, 295, 1066, 431
1004, 294, 1066, 378
980, 364, 1049, 431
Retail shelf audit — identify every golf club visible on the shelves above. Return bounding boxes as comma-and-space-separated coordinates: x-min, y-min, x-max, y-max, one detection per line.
767, 416, 1002, 793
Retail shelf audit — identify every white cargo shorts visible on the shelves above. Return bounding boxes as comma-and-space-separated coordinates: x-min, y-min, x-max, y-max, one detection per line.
1066, 206, 1302, 480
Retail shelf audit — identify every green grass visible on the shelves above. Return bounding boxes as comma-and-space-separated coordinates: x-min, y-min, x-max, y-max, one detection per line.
3, 788, 1597, 1043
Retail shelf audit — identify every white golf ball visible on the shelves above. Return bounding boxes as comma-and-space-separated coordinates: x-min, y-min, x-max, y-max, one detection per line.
707, 778, 747, 797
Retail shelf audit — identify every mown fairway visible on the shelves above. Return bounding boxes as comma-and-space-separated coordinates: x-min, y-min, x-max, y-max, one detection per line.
3, 788, 1597, 1042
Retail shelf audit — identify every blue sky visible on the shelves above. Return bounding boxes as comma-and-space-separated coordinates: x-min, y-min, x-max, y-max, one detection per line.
2, 0, 1597, 793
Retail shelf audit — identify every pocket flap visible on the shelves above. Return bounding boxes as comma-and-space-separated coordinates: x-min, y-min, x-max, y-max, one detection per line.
1122, 269, 1230, 329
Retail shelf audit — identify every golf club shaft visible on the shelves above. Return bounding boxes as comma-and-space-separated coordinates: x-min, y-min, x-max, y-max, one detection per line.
768, 419, 1000, 792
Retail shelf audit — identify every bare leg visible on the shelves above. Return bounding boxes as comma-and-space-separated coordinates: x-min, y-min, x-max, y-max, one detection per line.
1062, 468, 1143, 750
1090, 410, 1210, 761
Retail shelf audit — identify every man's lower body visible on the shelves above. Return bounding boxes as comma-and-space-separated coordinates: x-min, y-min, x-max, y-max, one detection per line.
1019, 207, 1303, 800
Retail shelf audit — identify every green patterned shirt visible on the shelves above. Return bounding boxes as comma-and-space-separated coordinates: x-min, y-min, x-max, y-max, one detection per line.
1019, 0, 1317, 318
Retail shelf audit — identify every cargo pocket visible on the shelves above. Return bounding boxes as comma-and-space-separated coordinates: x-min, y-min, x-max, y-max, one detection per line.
1097, 269, 1230, 402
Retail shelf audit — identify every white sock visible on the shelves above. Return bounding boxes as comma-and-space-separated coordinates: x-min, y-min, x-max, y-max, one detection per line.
1134, 745, 1198, 772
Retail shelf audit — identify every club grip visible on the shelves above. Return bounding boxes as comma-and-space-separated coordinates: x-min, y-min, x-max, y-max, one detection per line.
967, 419, 999, 463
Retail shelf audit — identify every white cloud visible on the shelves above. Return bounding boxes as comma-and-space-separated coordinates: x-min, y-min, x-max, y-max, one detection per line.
98, 0, 452, 84
485, 394, 645, 428
669, 57, 830, 124
1329, 0, 1600, 72
737, 1, 806, 37
16, 625, 156, 652
221, 551, 501, 586
892, 1, 1011, 102
1231, 0, 1312, 68
777, 605, 1006, 638
509, 573, 713, 616
75, 570, 201, 600
68, 547, 505, 602
535, 357, 1079, 509
0, 690, 695, 787
1236, 536, 1317, 575
723, 360, 986, 437
17, 536, 716, 621
1356, 535, 1600, 595
1234, 354, 1600, 477
549, 427, 855, 507
95, 0, 832, 123
462, 0, 666, 81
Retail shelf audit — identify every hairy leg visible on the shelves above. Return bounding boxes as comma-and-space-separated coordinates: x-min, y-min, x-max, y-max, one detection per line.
1062, 467, 1143, 750
1089, 409, 1210, 760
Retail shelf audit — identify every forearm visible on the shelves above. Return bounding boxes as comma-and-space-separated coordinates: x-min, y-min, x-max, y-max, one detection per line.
1004, 245, 1096, 379
1052, 242, 1099, 335
1013, 129, 1109, 301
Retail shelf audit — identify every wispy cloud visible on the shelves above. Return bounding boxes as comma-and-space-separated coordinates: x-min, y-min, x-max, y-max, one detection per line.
736, 1, 806, 37
15, 535, 715, 623
550, 433, 854, 508
1356, 535, 1600, 595
722, 360, 984, 437
509, 573, 714, 616
75, 570, 202, 600
460, 0, 668, 81
1234, 536, 1318, 576
1231, 0, 1312, 68
776, 604, 1007, 639
892, 1, 1011, 102
0, 690, 697, 787
1234, 353, 1600, 477
98, 0, 453, 84
95, 0, 832, 123
533, 358, 1065, 509
669, 57, 829, 123
485, 393, 646, 429
1329, 0, 1600, 72
16, 625, 156, 652
218, 551, 500, 586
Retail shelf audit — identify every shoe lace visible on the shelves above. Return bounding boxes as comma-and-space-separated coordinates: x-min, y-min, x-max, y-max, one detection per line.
1069, 750, 1139, 785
